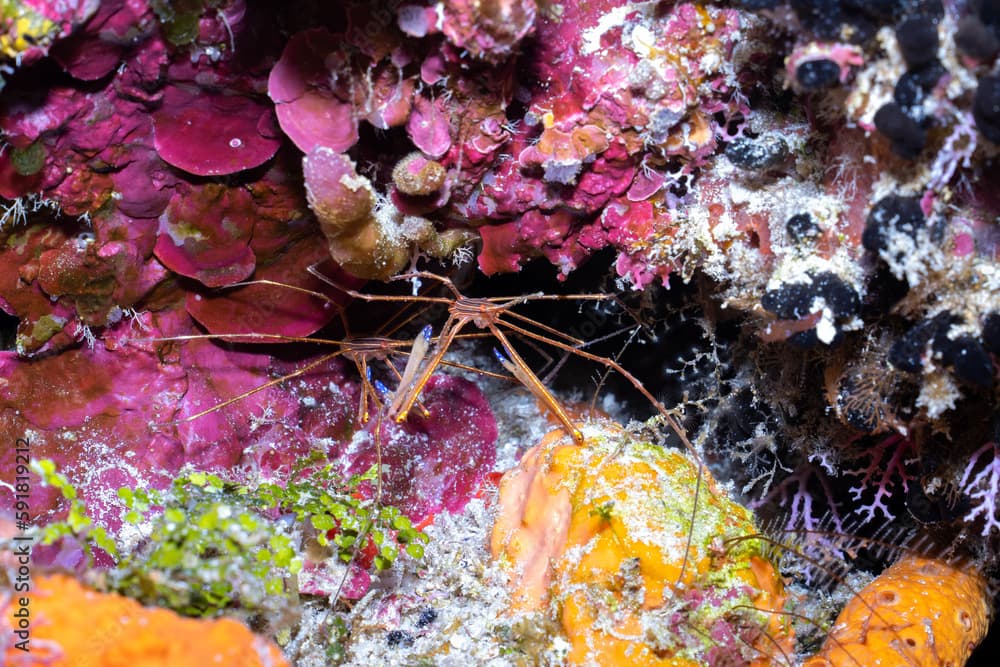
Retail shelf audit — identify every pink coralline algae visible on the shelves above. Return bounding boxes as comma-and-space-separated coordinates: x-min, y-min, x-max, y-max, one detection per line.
517, 124, 611, 186
0, 307, 498, 539
262, 1, 742, 282
0, 1, 98, 79
0, 0, 342, 356
151, 87, 282, 177
268, 28, 365, 154
438, 0, 537, 62
457, 2, 745, 280
0, 1, 500, 577
2, 1, 1000, 660
153, 183, 258, 288
336, 374, 498, 524
0, 216, 166, 352
406, 94, 453, 159
184, 236, 360, 339
0, 166, 341, 353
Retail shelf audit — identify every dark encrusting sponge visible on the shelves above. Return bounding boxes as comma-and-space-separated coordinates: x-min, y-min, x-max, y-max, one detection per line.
973, 74, 1000, 144
889, 312, 995, 387
796, 59, 842, 90
862, 194, 926, 254
725, 135, 790, 170
786, 212, 821, 243
895, 16, 939, 68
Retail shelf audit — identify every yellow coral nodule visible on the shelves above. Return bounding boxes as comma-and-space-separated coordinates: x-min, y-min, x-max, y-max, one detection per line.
0, 10, 58, 60
490, 419, 792, 666
392, 152, 447, 196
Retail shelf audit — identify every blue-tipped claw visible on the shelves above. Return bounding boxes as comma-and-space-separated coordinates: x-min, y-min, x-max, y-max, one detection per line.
493, 347, 511, 365
374, 379, 392, 398
365, 366, 372, 381
421, 324, 433, 342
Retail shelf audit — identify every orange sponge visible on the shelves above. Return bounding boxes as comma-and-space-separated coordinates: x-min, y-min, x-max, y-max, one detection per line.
2, 574, 288, 667
804, 553, 991, 667
491, 420, 792, 666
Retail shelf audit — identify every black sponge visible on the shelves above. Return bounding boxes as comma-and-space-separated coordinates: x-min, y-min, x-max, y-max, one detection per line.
896, 16, 939, 68
874, 103, 926, 158
796, 59, 842, 90
862, 194, 925, 253
955, 16, 1000, 60
974, 74, 1000, 143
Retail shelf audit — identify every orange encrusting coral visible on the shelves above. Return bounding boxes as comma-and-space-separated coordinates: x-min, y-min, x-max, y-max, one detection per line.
490, 420, 793, 666
803, 554, 991, 667
1, 574, 289, 667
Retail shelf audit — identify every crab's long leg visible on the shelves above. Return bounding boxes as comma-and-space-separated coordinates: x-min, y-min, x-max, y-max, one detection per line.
497, 309, 586, 346
309, 265, 453, 306
358, 362, 374, 424
490, 326, 583, 443
494, 321, 696, 453
156, 349, 346, 427
228, 278, 341, 305
135, 332, 345, 346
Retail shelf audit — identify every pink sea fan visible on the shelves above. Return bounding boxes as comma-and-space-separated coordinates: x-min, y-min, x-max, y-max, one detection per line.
960, 441, 1000, 537
845, 434, 916, 523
